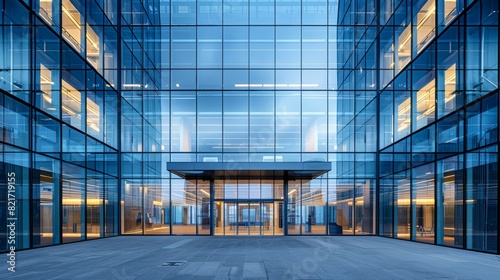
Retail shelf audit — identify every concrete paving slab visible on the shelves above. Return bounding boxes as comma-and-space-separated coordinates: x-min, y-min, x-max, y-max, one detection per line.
1, 236, 500, 279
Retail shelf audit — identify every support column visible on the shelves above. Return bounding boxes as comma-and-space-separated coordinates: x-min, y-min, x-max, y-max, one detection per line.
210, 179, 215, 236
284, 172, 288, 236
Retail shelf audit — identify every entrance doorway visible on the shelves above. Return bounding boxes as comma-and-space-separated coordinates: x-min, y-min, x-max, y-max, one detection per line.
214, 179, 284, 236
214, 201, 283, 236
166, 161, 332, 236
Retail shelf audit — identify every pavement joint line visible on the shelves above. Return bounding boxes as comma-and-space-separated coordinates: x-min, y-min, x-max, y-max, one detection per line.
162, 238, 193, 249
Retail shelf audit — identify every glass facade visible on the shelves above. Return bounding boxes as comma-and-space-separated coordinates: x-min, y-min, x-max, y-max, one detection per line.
373, 0, 499, 252
0, 0, 498, 254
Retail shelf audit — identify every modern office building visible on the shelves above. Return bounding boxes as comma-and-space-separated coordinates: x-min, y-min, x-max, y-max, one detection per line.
0, 0, 498, 254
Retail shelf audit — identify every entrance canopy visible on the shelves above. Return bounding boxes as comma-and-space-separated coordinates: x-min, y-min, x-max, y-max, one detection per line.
167, 162, 331, 180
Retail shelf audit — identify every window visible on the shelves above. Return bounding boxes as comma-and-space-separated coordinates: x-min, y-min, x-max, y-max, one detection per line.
62, 0, 83, 53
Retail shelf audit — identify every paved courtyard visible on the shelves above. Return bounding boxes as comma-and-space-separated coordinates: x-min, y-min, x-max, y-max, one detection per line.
2, 236, 500, 279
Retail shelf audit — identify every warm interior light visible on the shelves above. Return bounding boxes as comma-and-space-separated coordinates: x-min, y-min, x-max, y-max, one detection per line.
416, 0, 436, 52
40, 80, 54, 85
62, 79, 82, 118
87, 122, 100, 132
398, 31, 411, 51
42, 94, 53, 104
62, 5, 81, 30
86, 98, 99, 115
416, 80, 435, 121
397, 96, 411, 132
61, 0, 83, 52
417, 5, 436, 30
86, 24, 100, 69
199, 189, 210, 197
62, 105, 76, 116
39, 0, 53, 24
40, 64, 54, 108
444, 0, 457, 24
396, 198, 435, 206
62, 198, 107, 205
398, 122, 410, 132
87, 96, 101, 132
86, 26, 99, 49
397, 25, 412, 70
153, 200, 163, 206
61, 0, 101, 62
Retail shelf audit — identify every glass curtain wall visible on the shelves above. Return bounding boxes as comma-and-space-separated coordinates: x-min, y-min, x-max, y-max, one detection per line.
1, 0, 120, 252
0, 0, 498, 255
371, 0, 499, 253
65, 0, 378, 239
335, 0, 378, 237
130, 0, 377, 237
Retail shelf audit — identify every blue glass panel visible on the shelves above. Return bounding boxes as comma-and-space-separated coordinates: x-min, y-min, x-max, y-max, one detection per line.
223, 0, 248, 24
171, 27, 196, 68
198, 69, 222, 89
223, 26, 248, 68
249, 0, 274, 24
197, 26, 222, 68
302, 0, 327, 25
171, 69, 196, 90
198, 0, 222, 25
302, 27, 327, 68
249, 26, 274, 68
276, 0, 301, 24
276, 26, 300, 68
172, 0, 197, 24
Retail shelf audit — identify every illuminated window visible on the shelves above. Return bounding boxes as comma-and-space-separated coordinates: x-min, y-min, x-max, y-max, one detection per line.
444, 64, 457, 111
444, 0, 457, 25
86, 24, 100, 70
416, 79, 436, 130
416, 0, 436, 53
86, 97, 101, 134
40, 64, 55, 111
397, 26, 411, 71
62, 79, 83, 129
62, 0, 83, 53
397, 96, 411, 137
39, 0, 53, 24
413, 164, 435, 244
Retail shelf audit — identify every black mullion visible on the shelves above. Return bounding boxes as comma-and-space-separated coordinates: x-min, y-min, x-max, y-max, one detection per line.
116, 0, 123, 237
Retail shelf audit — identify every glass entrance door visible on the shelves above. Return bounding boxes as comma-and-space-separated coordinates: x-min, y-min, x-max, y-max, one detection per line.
261, 202, 273, 235
237, 202, 248, 235
215, 201, 283, 235
247, 202, 260, 235
225, 202, 237, 235
238, 202, 253, 235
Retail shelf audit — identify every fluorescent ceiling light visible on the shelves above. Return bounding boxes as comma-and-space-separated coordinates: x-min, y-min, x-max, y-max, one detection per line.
234, 84, 319, 88
123, 84, 142, 88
